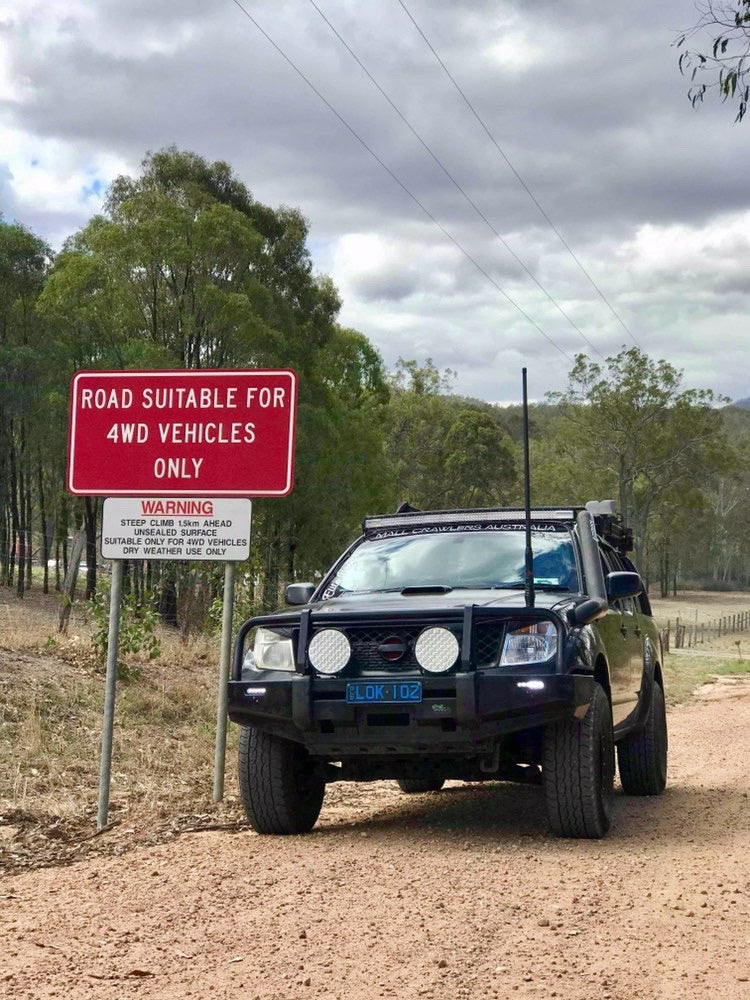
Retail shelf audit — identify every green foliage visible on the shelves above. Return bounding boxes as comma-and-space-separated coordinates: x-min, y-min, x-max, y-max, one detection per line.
35, 147, 395, 616
677, 1, 750, 122
91, 584, 161, 680
384, 359, 518, 510
545, 347, 736, 590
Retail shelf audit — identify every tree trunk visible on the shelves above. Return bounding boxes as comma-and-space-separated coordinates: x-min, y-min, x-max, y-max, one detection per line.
0, 496, 8, 587
25, 463, 32, 589
158, 562, 178, 627
58, 528, 86, 633
83, 496, 98, 599
37, 460, 49, 594
14, 445, 24, 598
7, 440, 19, 588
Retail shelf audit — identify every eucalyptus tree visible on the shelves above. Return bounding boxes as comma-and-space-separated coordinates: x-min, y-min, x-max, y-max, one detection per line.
40, 148, 391, 624
677, 0, 750, 122
384, 359, 518, 510
547, 348, 731, 576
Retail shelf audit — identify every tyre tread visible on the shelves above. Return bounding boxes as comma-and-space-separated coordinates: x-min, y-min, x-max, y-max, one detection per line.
238, 726, 324, 835
544, 683, 613, 839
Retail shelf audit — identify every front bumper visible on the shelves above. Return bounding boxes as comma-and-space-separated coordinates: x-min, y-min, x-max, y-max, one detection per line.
228, 670, 597, 756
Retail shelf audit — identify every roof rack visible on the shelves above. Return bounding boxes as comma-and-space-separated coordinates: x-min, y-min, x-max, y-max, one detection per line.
363, 500, 634, 553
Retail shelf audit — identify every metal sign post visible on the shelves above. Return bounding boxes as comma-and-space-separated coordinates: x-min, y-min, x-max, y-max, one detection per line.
212, 561, 237, 802
97, 559, 123, 829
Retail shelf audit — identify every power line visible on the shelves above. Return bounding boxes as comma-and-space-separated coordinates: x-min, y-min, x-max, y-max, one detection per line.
307, 0, 605, 361
229, 0, 574, 362
396, 0, 641, 350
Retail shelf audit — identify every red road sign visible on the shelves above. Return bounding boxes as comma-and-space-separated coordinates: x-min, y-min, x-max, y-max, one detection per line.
67, 370, 297, 497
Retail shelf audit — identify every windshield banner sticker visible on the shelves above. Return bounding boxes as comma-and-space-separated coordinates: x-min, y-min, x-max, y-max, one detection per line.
368, 522, 565, 539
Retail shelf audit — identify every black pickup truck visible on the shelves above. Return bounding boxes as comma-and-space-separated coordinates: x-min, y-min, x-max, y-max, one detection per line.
228, 501, 667, 839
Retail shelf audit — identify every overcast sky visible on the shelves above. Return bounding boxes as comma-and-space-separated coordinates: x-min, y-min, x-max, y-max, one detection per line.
1, 0, 748, 403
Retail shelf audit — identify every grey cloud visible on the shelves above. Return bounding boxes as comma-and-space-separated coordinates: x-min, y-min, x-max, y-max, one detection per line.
0, 162, 16, 220
352, 267, 420, 302
1, 0, 748, 403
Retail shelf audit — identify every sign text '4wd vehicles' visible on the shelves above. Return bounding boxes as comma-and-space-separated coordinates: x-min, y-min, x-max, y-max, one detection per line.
228, 502, 667, 839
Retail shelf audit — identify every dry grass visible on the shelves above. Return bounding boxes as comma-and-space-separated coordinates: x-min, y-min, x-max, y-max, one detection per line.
650, 590, 750, 629
662, 651, 750, 705
0, 587, 238, 828
650, 590, 750, 658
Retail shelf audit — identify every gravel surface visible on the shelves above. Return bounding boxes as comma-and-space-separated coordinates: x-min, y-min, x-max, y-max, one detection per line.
2, 676, 750, 1000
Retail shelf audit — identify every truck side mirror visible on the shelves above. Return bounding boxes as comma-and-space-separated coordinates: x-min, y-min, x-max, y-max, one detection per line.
569, 598, 608, 626
605, 571, 642, 601
285, 583, 316, 606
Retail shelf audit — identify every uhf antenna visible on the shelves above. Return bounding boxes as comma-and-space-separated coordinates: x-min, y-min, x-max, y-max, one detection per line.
522, 368, 535, 608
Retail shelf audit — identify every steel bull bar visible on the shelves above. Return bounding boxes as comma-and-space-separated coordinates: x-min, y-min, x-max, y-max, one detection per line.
228, 605, 596, 739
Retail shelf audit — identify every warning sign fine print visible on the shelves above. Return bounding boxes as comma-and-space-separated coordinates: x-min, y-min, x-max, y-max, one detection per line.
101, 498, 252, 561
67, 370, 297, 497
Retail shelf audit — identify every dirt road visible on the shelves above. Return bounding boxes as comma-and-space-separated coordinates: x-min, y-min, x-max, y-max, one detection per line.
2, 678, 750, 1000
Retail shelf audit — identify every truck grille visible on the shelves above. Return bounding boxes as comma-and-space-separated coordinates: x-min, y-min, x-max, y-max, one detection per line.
312, 622, 506, 675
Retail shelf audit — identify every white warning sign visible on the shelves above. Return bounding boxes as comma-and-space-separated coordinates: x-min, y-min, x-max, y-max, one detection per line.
101, 498, 251, 561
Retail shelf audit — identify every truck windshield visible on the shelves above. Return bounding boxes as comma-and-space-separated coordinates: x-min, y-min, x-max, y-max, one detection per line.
322, 530, 579, 597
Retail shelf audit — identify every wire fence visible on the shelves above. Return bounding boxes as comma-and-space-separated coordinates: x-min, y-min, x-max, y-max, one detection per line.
661, 611, 750, 652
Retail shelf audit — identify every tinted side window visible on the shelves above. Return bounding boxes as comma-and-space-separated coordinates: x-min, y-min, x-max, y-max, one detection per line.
600, 546, 636, 613
621, 554, 651, 615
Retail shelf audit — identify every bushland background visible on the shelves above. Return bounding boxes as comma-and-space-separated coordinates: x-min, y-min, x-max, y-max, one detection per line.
3, 147, 750, 868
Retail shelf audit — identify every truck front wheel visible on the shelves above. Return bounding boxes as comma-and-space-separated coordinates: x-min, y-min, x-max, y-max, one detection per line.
543, 682, 614, 839
238, 726, 325, 835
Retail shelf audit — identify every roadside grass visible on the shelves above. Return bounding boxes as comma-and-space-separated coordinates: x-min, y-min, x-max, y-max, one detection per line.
662, 651, 750, 705
1, 590, 239, 824
1, 656, 241, 823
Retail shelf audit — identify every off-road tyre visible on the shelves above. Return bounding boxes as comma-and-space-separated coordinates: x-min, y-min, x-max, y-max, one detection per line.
617, 680, 668, 795
543, 682, 614, 839
396, 778, 445, 794
238, 726, 325, 835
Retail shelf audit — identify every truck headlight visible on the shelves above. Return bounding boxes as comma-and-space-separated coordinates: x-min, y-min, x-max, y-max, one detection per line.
249, 628, 296, 672
500, 622, 557, 666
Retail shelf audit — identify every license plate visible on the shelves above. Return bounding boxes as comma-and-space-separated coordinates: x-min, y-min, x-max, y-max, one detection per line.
346, 681, 423, 705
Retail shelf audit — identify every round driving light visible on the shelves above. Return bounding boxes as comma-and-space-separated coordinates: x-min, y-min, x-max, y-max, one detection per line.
415, 627, 459, 674
308, 628, 351, 675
